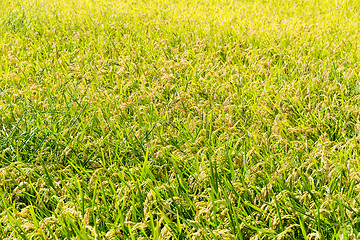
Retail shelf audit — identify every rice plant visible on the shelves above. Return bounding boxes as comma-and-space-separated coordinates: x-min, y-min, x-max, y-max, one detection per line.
1, 0, 360, 239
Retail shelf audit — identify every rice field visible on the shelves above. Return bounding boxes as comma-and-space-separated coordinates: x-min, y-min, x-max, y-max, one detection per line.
1, 0, 360, 239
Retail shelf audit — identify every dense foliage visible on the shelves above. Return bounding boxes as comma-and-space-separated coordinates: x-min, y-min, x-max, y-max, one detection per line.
1, 0, 360, 239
